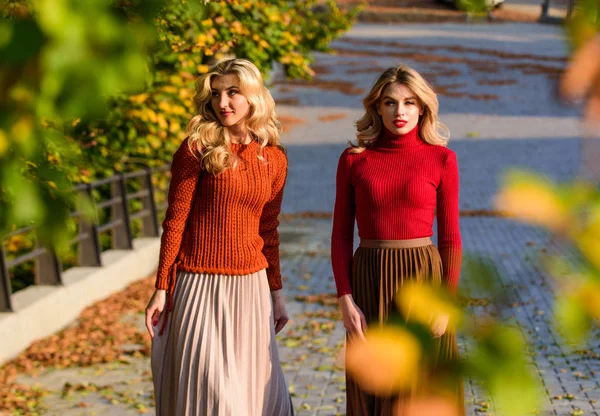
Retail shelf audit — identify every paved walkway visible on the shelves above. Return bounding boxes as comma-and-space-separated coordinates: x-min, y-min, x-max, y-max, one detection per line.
8, 21, 599, 416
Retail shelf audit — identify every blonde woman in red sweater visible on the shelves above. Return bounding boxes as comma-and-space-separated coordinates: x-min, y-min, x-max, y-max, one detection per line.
331, 64, 464, 415
144, 59, 293, 415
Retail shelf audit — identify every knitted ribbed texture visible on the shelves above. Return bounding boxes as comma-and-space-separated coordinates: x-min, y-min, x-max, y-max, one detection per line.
331, 126, 462, 297
155, 138, 287, 293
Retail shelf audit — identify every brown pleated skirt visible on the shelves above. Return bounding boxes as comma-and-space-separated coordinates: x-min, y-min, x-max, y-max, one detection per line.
346, 238, 465, 416
151, 270, 293, 416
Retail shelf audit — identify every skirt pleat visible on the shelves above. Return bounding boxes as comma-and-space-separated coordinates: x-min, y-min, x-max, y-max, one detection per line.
347, 244, 465, 416
151, 270, 293, 416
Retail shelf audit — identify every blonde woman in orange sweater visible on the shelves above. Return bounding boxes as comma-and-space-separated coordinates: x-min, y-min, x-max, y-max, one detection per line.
144, 59, 293, 416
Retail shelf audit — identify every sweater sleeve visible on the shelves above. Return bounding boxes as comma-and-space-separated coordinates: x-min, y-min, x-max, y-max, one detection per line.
259, 149, 288, 291
155, 139, 201, 289
331, 149, 356, 297
436, 151, 462, 294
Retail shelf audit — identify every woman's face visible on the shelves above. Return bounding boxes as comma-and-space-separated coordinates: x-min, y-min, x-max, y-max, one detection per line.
210, 74, 251, 128
377, 83, 423, 136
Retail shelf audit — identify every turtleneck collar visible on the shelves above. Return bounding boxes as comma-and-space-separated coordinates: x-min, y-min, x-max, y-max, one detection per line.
376, 124, 424, 150
230, 139, 257, 153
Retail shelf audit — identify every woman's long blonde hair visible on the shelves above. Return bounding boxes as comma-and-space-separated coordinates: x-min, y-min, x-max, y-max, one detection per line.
352, 64, 449, 152
186, 58, 282, 174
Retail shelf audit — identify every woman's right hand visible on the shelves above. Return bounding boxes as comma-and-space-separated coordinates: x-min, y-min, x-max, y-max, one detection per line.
338, 294, 367, 342
145, 289, 167, 338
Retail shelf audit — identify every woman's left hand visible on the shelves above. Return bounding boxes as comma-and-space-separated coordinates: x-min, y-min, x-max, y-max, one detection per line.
431, 314, 449, 338
271, 289, 289, 334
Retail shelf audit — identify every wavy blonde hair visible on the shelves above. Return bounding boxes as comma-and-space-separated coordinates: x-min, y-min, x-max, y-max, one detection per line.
352, 64, 449, 152
186, 58, 282, 174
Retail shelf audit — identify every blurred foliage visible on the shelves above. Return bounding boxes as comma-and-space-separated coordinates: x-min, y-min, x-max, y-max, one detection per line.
0, 0, 164, 252
0, 0, 358, 289
497, 170, 600, 346
346, 273, 545, 416
562, 0, 600, 125
566, 0, 599, 49
455, 0, 490, 13
77, 0, 360, 181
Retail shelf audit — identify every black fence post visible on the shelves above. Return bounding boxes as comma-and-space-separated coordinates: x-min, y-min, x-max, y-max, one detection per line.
142, 168, 160, 238
111, 175, 133, 249
540, 0, 550, 18
566, 0, 575, 17
35, 232, 62, 286
78, 183, 102, 267
0, 247, 13, 312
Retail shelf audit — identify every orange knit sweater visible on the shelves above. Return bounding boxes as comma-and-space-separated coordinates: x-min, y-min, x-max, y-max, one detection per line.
155, 138, 288, 295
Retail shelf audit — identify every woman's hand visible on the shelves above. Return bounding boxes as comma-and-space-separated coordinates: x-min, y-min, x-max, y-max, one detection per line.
271, 289, 289, 334
338, 294, 367, 342
431, 314, 449, 338
145, 289, 167, 338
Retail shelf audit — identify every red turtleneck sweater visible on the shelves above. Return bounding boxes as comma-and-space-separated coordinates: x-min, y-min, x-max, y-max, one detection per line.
331, 126, 462, 297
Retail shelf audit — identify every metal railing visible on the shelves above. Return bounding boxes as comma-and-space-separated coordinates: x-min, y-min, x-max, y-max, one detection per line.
540, 0, 576, 22
0, 165, 170, 312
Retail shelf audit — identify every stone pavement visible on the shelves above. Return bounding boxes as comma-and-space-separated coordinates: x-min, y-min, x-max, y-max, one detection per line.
9, 21, 600, 416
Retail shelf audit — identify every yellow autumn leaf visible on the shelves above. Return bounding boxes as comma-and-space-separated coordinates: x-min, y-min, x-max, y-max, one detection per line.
130, 93, 148, 104
148, 135, 162, 150
346, 327, 421, 395
170, 75, 183, 86
267, 11, 280, 23
197, 64, 209, 74
284, 31, 299, 46
158, 101, 171, 113
494, 172, 568, 231
179, 89, 191, 100
195, 34, 207, 47
11, 117, 33, 142
171, 105, 187, 116
231, 21, 243, 34
396, 282, 462, 329
6, 235, 23, 252
169, 121, 181, 134
0, 129, 8, 156
157, 114, 168, 130
573, 280, 600, 319
146, 109, 158, 123
218, 44, 231, 54
395, 396, 461, 416
161, 86, 178, 95
577, 229, 600, 271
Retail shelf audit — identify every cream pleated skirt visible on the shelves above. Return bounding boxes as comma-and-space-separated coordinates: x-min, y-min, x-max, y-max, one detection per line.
151, 270, 293, 416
